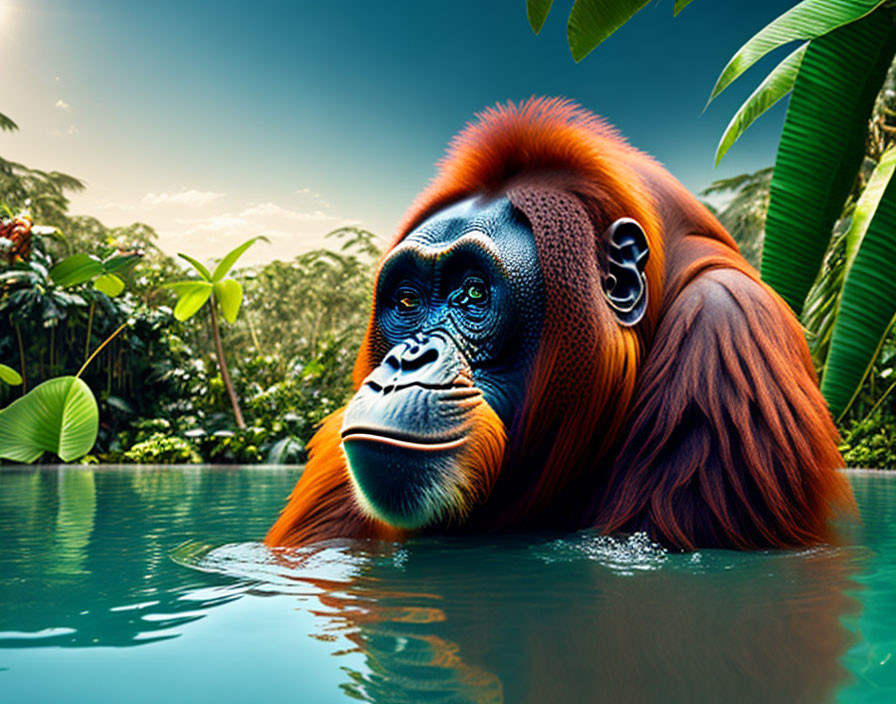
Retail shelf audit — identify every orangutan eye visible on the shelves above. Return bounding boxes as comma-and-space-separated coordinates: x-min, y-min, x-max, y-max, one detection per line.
460, 277, 488, 306
396, 287, 422, 312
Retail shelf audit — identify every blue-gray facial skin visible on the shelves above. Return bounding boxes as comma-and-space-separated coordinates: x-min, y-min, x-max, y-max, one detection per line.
373, 194, 544, 426
340, 195, 545, 529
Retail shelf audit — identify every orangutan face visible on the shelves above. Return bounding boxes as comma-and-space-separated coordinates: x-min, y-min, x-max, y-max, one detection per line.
340, 195, 544, 529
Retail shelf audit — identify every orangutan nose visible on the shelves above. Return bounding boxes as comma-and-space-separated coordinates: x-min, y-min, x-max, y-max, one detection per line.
369, 334, 461, 393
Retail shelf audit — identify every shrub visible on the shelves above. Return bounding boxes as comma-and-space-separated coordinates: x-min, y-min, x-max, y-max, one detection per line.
840, 411, 896, 469
122, 433, 201, 464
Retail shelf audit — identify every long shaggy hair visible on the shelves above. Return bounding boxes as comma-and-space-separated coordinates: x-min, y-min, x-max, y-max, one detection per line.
267, 97, 855, 550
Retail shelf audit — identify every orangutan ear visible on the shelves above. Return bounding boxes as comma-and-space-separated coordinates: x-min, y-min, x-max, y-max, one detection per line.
601, 218, 649, 326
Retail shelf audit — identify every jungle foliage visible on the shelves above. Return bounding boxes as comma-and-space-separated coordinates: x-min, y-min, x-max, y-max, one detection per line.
1, 114, 377, 464
529, 0, 896, 464
5, 2, 896, 466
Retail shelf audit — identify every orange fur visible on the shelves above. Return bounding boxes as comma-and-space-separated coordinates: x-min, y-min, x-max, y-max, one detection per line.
265, 410, 405, 546
267, 97, 855, 549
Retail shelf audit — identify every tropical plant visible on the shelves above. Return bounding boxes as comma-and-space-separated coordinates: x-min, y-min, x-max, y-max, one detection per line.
122, 433, 201, 464
701, 167, 772, 269
50, 248, 142, 361
0, 364, 21, 386
0, 269, 129, 463
236, 227, 378, 370
525, 0, 696, 62
0, 112, 17, 132
527, 0, 896, 420
0, 204, 188, 463
840, 408, 896, 468
0, 376, 99, 462
166, 236, 268, 429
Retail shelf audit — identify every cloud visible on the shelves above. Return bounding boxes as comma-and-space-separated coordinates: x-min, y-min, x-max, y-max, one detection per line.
239, 201, 340, 223
173, 201, 359, 248
296, 187, 331, 208
55, 99, 70, 111
49, 124, 79, 137
142, 189, 225, 207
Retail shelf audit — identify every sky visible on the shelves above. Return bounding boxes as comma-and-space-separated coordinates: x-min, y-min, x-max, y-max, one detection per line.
0, 0, 798, 267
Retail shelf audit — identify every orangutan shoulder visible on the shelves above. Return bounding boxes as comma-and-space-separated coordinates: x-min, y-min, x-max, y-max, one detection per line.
660, 265, 806, 360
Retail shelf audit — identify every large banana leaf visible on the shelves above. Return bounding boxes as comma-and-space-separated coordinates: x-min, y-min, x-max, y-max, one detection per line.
803, 148, 896, 375
715, 43, 806, 166
821, 173, 896, 418
567, 0, 651, 61
709, 0, 885, 101
845, 146, 896, 269
761, 6, 896, 315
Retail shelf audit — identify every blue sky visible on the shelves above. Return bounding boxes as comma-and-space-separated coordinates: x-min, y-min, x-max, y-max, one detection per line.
1, 0, 797, 265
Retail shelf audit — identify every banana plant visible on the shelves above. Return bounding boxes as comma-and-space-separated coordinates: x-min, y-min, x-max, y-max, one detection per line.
713, 1, 896, 418
525, 0, 694, 61
526, 0, 896, 419
166, 236, 268, 429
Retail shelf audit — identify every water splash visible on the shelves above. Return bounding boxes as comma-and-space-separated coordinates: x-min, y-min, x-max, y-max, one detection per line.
532, 530, 668, 574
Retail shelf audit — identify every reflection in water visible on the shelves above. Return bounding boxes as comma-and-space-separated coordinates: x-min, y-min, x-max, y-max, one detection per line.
0, 465, 296, 648
1, 467, 894, 703
189, 533, 862, 703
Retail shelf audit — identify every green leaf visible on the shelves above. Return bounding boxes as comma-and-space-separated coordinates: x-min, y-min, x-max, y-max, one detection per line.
167, 281, 213, 321
0, 376, 98, 462
102, 253, 142, 275
177, 253, 212, 281
0, 112, 18, 132
567, 0, 652, 62
715, 43, 806, 166
303, 360, 325, 378
0, 364, 22, 386
673, 0, 694, 16
761, 7, 896, 314
527, 0, 554, 34
50, 253, 103, 287
213, 278, 243, 323
266, 436, 304, 464
210, 236, 268, 282
844, 145, 896, 270
93, 273, 125, 297
806, 148, 896, 398
821, 175, 896, 418
709, 0, 885, 102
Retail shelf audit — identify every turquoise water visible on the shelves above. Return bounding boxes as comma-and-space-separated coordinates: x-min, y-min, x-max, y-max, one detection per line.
0, 466, 894, 703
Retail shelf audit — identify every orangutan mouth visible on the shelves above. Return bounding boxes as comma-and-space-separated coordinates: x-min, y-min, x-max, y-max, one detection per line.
341, 427, 466, 451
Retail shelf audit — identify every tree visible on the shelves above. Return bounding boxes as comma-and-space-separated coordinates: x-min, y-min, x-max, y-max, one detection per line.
0, 112, 17, 132
166, 237, 268, 429
701, 167, 772, 269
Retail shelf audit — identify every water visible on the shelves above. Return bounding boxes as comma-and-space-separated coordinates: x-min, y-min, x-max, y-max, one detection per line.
0, 466, 894, 703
